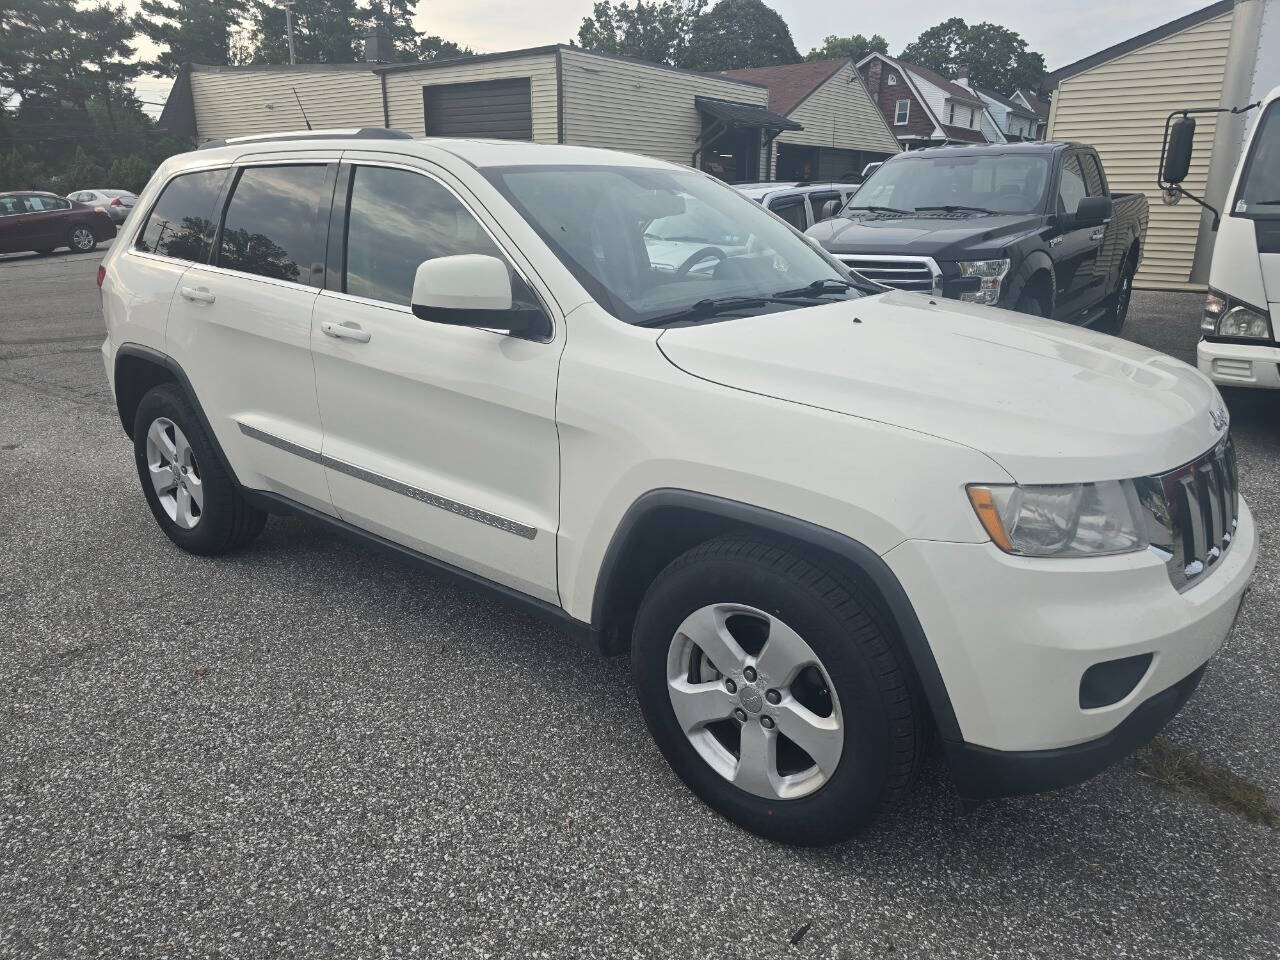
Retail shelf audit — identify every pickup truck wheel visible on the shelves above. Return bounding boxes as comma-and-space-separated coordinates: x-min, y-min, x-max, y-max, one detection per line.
1014, 289, 1048, 318
632, 536, 926, 845
68, 226, 97, 252
133, 384, 267, 555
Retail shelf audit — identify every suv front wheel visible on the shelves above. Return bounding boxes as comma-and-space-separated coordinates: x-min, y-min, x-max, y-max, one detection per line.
632, 536, 927, 845
133, 384, 266, 555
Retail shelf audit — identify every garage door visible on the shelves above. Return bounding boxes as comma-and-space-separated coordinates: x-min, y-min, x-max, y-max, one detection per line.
423, 78, 533, 140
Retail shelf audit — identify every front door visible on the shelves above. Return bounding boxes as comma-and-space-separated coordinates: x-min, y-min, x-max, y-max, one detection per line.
1051, 152, 1104, 321
310, 158, 562, 603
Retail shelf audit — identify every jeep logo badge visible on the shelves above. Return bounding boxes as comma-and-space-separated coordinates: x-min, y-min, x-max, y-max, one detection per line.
1209, 406, 1229, 432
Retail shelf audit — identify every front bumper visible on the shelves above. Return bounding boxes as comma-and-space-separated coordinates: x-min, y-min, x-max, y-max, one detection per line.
883, 498, 1255, 792
1197, 339, 1280, 389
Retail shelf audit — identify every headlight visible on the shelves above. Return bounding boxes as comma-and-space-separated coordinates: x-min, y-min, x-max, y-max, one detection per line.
1201, 290, 1272, 339
967, 481, 1148, 557
956, 259, 1011, 306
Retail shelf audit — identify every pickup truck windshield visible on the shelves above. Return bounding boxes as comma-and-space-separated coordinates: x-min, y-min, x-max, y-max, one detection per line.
483, 165, 862, 325
849, 154, 1051, 216
1237, 102, 1279, 213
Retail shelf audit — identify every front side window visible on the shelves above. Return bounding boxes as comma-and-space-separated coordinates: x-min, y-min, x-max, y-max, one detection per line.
1237, 101, 1280, 216
24, 196, 68, 212
1058, 155, 1088, 214
218, 165, 328, 284
484, 164, 863, 326
136, 169, 228, 261
894, 100, 910, 125
343, 165, 504, 306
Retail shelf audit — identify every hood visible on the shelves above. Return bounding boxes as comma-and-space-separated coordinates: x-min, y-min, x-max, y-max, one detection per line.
657, 291, 1227, 484
807, 212, 1042, 260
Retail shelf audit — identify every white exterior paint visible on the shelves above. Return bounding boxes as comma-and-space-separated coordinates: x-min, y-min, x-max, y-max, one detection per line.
102, 134, 1254, 777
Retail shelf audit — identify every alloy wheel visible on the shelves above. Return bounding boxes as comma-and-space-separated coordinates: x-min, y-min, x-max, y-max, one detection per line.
71, 227, 94, 251
666, 603, 844, 801
145, 417, 204, 529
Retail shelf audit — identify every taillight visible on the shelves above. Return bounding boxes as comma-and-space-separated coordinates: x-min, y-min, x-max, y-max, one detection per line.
110, 197, 122, 206
97, 265, 105, 308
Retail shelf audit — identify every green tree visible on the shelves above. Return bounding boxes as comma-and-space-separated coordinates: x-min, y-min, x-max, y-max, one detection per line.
899, 18, 1045, 93
576, 0, 706, 66
77, 3, 143, 138
361, 0, 420, 60
248, 0, 363, 64
805, 33, 885, 63
136, 0, 249, 75
679, 0, 798, 71
64, 144, 105, 190
417, 35, 473, 61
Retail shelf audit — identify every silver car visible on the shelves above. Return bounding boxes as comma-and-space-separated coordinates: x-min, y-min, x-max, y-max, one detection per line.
67, 189, 138, 224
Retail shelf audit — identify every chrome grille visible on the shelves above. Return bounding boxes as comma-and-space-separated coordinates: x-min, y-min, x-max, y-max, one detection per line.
838, 255, 941, 295
1135, 438, 1239, 591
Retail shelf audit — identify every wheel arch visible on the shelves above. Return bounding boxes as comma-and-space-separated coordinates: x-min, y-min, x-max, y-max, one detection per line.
590, 489, 962, 741
1007, 251, 1055, 315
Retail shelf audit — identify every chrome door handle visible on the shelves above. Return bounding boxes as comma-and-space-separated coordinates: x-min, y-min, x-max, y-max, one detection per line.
321, 320, 371, 343
179, 285, 215, 304
1089, 229, 1105, 242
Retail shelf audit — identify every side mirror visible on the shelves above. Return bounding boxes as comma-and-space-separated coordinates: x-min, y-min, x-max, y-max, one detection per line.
1163, 117, 1196, 185
1071, 195, 1113, 228
820, 199, 841, 220
411, 254, 549, 339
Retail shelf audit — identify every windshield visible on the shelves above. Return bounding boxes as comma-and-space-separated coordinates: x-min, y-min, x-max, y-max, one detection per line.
483, 165, 863, 325
1237, 101, 1279, 214
847, 154, 1051, 215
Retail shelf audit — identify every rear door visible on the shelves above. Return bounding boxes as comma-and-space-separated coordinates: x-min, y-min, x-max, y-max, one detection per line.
20, 196, 60, 248
166, 156, 337, 514
0, 195, 26, 253
310, 155, 562, 601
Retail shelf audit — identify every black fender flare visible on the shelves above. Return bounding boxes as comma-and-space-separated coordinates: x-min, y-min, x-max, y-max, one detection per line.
1003, 249, 1055, 315
113, 343, 244, 488
591, 489, 963, 742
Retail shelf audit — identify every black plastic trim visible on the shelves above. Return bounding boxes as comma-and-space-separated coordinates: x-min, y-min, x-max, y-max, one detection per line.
946, 665, 1206, 800
243, 489, 595, 645
591, 488, 962, 741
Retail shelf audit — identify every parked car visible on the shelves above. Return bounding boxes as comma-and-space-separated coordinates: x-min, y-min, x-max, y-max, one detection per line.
0, 191, 116, 255
68, 188, 139, 224
807, 142, 1149, 331
734, 181, 860, 231
101, 130, 1253, 845
1160, 85, 1280, 390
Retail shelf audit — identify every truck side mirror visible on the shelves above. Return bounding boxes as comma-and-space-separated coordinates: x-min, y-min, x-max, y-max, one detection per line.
820, 199, 841, 220
1072, 196, 1114, 228
1163, 117, 1196, 185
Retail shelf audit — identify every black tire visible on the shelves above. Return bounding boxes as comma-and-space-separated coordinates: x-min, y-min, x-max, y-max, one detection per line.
631, 536, 927, 846
68, 225, 97, 253
1014, 288, 1049, 318
1097, 252, 1137, 335
132, 384, 266, 555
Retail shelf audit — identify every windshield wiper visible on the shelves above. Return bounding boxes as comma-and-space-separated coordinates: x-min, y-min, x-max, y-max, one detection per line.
773, 278, 861, 298
851, 205, 911, 215
636, 295, 810, 328
913, 204, 998, 215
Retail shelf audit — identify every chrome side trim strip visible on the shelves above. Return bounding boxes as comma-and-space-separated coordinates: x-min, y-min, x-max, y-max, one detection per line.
237, 422, 537, 540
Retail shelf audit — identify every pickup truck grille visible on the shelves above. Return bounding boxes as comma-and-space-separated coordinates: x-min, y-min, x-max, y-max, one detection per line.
838, 255, 941, 295
1135, 438, 1239, 591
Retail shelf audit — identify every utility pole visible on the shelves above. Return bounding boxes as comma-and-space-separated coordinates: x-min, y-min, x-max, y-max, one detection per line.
283, 0, 297, 65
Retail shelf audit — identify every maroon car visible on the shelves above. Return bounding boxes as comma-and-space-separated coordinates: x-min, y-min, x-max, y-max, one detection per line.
0, 191, 117, 256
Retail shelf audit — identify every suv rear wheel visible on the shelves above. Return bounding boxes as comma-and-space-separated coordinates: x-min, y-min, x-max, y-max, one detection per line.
632, 536, 926, 845
133, 384, 266, 555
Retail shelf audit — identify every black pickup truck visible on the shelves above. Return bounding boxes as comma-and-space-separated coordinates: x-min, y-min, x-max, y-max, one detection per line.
806, 142, 1149, 332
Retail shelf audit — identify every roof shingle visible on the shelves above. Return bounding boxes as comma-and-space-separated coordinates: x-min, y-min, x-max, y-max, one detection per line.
716, 58, 849, 116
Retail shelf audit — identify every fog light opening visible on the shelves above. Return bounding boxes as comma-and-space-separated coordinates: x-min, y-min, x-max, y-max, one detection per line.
1079, 653, 1154, 710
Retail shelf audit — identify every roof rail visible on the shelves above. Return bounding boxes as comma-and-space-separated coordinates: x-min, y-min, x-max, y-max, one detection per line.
197, 128, 414, 149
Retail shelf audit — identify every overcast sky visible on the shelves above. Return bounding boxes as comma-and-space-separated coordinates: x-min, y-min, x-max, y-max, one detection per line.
129, 0, 1214, 115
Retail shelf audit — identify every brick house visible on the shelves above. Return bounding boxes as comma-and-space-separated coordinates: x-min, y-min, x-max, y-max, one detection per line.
856, 53, 1003, 149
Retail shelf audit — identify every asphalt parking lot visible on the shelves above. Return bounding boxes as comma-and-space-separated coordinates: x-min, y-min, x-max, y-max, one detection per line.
2, 245, 1278, 959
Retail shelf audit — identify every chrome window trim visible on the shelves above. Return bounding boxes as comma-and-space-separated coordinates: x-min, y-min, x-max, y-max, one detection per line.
335, 156, 557, 344
237, 422, 537, 540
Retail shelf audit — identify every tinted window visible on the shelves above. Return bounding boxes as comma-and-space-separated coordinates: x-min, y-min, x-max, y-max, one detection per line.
1238, 101, 1280, 214
219, 165, 327, 284
343, 165, 503, 305
768, 196, 807, 230
1079, 153, 1105, 196
1058, 155, 1087, 214
137, 169, 228, 261
0, 196, 22, 216
808, 191, 841, 221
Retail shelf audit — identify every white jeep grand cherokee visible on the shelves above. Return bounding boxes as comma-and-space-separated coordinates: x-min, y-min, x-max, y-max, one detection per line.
100, 130, 1255, 845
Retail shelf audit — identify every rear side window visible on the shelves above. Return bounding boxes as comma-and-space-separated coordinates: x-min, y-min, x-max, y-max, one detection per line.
342, 165, 503, 306
218, 165, 328, 284
136, 169, 228, 261
808, 191, 841, 222
0, 196, 22, 216
24, 196, 69, 212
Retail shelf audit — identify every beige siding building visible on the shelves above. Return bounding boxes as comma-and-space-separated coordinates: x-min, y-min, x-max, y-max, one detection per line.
161, 45, 896, 184
1046, 0, 1273, 290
